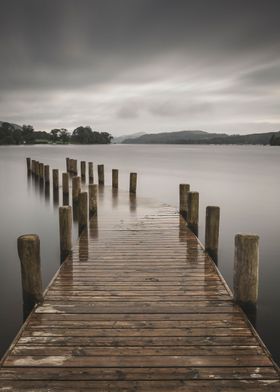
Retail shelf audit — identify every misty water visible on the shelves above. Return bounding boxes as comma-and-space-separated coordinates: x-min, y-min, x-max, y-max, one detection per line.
0, 144, 280, 364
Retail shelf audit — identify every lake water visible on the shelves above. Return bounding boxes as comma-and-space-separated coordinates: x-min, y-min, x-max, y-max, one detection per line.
0, 144, 280, 364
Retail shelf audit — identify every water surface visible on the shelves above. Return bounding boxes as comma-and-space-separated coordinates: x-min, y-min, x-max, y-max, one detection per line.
0, 144, 280, 364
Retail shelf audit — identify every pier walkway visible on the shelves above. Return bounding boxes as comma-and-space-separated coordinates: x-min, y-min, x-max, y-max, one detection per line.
0, 188, 280, 391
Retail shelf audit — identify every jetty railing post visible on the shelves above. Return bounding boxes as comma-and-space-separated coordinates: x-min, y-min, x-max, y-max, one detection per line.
112, 169, 118, 189
39, 163, 44, 182
89, 184, 98, 217
17, 234, 43, 314
72, 176, 81, 204
26, 157, 31, 173
98, 164, 104, 185
59, 206, 72, 263
52, 169, 59, 190
187, 191, 199, 235
62, 172, 69, 205
81, 161, 86, 181
44, 165, 50, 184
130, 173, 137, 193
234, 234, 259, 308
205, 206, 220, 264
78, 191, 88, 234
88, 162, 94, 184
179, 184, 190, 219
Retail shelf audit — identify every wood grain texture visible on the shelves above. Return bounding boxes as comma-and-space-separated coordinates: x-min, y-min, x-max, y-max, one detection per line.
1, 186, 279, 391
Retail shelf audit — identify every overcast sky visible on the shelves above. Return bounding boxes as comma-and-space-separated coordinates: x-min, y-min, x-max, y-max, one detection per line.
0, 0, 280, 135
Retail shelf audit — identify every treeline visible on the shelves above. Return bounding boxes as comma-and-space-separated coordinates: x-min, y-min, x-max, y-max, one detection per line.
0, 122, 112, 145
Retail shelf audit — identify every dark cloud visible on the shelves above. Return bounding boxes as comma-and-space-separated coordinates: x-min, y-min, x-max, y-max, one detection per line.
0, 0, 280, 134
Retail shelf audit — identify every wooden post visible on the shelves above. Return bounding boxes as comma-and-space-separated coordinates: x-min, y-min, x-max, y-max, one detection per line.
17, 234, 43, 309
187, 191, 199, 235
31, 160, 36, 175
78, 192, 88, 234
130, 173, 137, 193
98, 164, 104, 185
72, 176, 81, 204
89, 184, 98, 217
35, 161, 40, 177
81, 161, 86, 180
88, 162, 94, 184
39, 163, 44, 181
112, 169, 118, 189
205, 206, 220, 263
52, 169, 59, 190
234, 234, 259, 308
62, 172, 69, 195
179, 184, 190, 219
44, 165, 50, 184
66, 157, 70, 172
73, 160, 78, 175
26, 157, 31, 173
59, 206, 72, 263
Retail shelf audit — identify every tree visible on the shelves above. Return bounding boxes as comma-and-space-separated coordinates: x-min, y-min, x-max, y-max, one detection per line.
59, 128, 70, 144
270, 132, 280, 146
71, 126, 112, 144
22, 125, 35, 144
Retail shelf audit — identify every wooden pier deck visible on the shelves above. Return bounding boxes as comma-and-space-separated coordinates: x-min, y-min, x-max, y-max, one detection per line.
1, 188, 280, 391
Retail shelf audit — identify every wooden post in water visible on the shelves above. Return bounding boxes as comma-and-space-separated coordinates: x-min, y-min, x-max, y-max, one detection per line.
130, 173, 137, 194
62, 172, 69, 205
187, 191, 199, 235
66, 157, 70, 172
74, 160, 78, 176
26, 157, 31, 173
72, 176, 81, 204
234, 234, 259, 308
112, 169, 118, 189
35, 161, 40, 177
179, 184, 190, 219
59, 206, 72, 263
89, 184, 98, 217
44, 165, 50, 184
31, 160, 36, 175
88, 162, 94, 184
39, 163, 44, 181
17, 234, 43, 311
98, 164, 104, 185
78, 191, 88, 234
81, 161, 86, 181
205, 206, 220, 264
52, 169, 59, 190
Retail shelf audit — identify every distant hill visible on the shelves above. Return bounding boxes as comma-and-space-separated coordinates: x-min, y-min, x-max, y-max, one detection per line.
113, 132, 146, 144
122, 130, 280, 145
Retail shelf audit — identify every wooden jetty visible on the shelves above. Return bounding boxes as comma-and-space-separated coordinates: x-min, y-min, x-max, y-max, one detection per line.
1, 162, 280, 390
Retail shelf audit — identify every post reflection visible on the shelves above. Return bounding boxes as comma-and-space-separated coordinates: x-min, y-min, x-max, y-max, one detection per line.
79, 229, 88, 262
53, 188, 59, 207
90, 215, 98, 239
112, 188, 118, 208
129, 193, 137, 213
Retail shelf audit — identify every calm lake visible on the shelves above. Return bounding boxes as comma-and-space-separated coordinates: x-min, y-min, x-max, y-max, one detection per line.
0, 144, 280, 364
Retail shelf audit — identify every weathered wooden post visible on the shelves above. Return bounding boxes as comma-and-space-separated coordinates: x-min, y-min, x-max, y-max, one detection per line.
88, 162, 94, 184
179, 184, 190, 219
62, 172, 69, 205
187, 191, 199, 235
39, 163, 44, 182
130, 173, 137, 194
59, 206, 72, 263
26, 157, 31, 173
44, 165, 50, 184
78, 191, 88, 234
31, 160, 36, 175
81, 161, 86, 181
35, 161, 40, 177
234, 234, 259, 308
66, 157, 70, 172
98, 164, 104, 185
72, 176, 81, 204
73, 160, 78, 175
52, 169, 59, 190
17, 234, 43, 313
112, 169, 118, 189
89, 184, 98, 217
205, 206, 220, 264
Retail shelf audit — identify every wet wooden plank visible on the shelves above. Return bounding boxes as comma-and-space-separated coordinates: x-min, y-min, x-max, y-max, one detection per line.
0, 198, 279, 390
